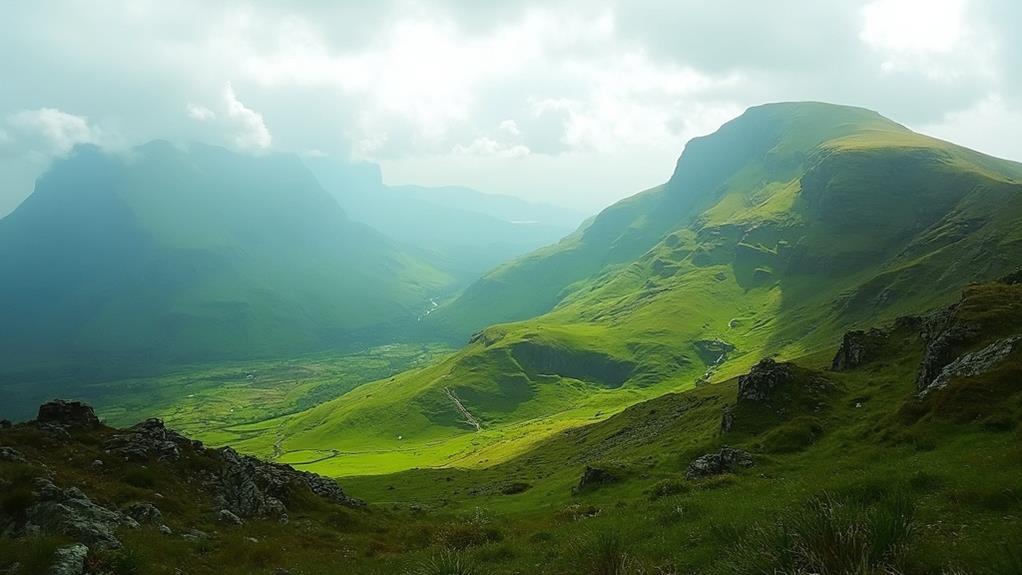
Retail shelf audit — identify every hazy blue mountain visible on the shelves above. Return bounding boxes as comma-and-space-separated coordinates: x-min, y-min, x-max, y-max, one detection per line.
0, 142, 452, 406
304, 157, 586, 285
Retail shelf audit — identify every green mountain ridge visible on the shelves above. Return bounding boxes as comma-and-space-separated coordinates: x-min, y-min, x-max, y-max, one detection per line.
244, 102, 1022, 476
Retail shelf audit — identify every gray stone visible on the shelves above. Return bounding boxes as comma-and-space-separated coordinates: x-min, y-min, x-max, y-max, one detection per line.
25, 478, 137, 549
737, 358, 796, 402
831, 328, 888, 371
49, 543, 88, 575
686, 447, 754, 479
36, 400, 100, 429
103, 418, 200, 462
122, 502, 162, 525
158, 524, 173, 535
919, 336, 1021, 397
0, 446, 26, 463
574, 465, 617, 492
217, 509, 244, 525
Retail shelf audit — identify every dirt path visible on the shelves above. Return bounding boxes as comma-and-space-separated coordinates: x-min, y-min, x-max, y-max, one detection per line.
444, 386, 481, 431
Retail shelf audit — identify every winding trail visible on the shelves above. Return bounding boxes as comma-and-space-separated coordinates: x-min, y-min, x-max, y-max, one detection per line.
444, 386, 482, 432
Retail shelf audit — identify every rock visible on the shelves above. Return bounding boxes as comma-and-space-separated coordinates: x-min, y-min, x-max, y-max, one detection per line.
575, 465, 617, 492
122, 502, 162, 525
37, 423, 71, 442
158, 524, 173, 535
49, 543, 89, 575
103, 418, 202, 462
0, 446, 26, 463
919, 335, 1021, 397
719, 407, 735, 433
831, 328, 888, 371
36, 400, 100, 429
217, 509, 244, 525
736, 358, 796, 402
181, 529, 209, 542
24, 478, 137, 549
915, 304, 979, 392
686, 447, 754, 479
212, 447, 363, 523
90, 459, 104, 469
500, 482, 531, 495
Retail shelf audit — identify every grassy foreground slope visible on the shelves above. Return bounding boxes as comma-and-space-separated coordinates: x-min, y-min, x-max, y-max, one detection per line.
237, 102, 1022, 476
2, 279, 1019, 574
0, 143, 452, 419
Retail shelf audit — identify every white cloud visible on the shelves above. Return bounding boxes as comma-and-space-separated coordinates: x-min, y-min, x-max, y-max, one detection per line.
186, 103, 216, 121
498, 120, 521, 137
453, 137, 530, 159
7, 108, 99, 154
223, 82, 271, 150
919, 94, 1022, 162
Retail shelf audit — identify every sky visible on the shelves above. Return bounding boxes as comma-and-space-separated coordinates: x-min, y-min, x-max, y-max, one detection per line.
1, 0, 1020, 216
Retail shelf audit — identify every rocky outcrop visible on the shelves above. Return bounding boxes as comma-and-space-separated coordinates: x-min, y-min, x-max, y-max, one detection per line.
0, 446, 26, 463
122, 502, 162, 525
737, 358, 797, 402
574, 465, 617, 492
686, 447, 754, 479
22, 478, 138, 549
915, 304, 979, 392
213, 447, 363, 523
919, 336, 1021, 397
36, 400, 100, 429
831, 328, 888, 371
103, 418, 202, 462
49, 543, 89, 575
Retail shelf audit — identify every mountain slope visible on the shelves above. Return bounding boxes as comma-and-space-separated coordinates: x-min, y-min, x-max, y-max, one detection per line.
248, 102, 1022, 476
0, 143, 451, 414
305, 158, 585, 286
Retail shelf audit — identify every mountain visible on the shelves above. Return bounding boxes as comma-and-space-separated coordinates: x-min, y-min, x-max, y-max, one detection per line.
244, 102, 1022, 475
304, 157, 585, 286
0, 142, 451, 414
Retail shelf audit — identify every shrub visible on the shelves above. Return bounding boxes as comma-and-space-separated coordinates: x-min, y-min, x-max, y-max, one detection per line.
573, 529, 636, 575
406, 549, 478, 575
717, 491, 916, 575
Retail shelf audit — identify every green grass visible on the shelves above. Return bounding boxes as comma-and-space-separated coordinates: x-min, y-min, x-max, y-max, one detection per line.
243, 103, 1022, 479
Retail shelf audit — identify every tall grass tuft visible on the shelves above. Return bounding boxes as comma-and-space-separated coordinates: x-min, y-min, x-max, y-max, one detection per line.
406, 549, 478, 575
718, 490, 916, 575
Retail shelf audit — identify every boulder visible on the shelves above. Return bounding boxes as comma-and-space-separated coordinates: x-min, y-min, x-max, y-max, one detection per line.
217, 509, 244, 525
575, 465, 617, 492
831, 328, 888, 371
212, 447, 363, 523
36, 400, 100, 429
919, 335, 1021, 397
0, 446, 26, 463
103, 418, 202, 462
122, 502, 163, 525
915, 304, 979, 392
686, 447, 754, 479
737, 358, 796, 402
25, 478, 137, 549
49, 543, 89, 575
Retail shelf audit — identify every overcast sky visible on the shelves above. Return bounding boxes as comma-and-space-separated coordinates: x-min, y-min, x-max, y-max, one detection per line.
1, 0, 1020, 215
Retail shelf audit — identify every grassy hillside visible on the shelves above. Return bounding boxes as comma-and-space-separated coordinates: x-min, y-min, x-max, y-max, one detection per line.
253, 102, 1022, 477
2, 279, 1018, 574
0, 143, 453, 418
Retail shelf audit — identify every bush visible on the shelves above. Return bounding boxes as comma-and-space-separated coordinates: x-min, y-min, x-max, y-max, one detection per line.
573, 530, 636, 575
718, 491, 916, 575
406, 549, 477, 575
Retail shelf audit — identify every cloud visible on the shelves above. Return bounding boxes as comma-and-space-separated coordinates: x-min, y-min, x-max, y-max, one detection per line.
7, 108, 99, 154
452, 136, 530, 159
186, 103, 216, 121
223, 82, 271, 151
921, 94, 1022, 162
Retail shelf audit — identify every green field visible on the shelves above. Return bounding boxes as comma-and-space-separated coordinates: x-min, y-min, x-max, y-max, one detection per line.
90, 343, 455, 447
